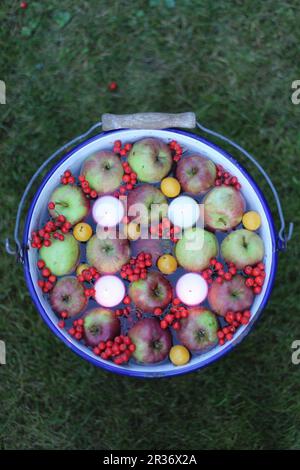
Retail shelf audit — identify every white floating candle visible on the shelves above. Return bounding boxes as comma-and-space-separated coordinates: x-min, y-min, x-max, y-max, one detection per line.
168, 195, 200, 229
94, 275, 125, 308
92, 195, 124, 227
176, 273, 208, 306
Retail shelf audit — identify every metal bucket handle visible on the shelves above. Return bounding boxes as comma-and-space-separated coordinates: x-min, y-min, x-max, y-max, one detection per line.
5, 112, 293, 262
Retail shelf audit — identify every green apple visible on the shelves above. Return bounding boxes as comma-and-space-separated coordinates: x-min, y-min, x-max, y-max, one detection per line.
177, 307, 219, 352
39, 233, 80, 276
86, 235, 130, 274
221, 229, 264, 269
128, 138, 172, 183
48, 185, 89, 225
175, 227, 218, 271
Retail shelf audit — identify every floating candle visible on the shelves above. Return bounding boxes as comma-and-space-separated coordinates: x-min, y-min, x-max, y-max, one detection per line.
167, 195, 200, 229
94, 275, 126, 308
176, 273, 208, 306
92, 196, 124, 227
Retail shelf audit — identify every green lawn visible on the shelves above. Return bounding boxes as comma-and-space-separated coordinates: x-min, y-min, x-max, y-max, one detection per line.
1, 0, 300, 450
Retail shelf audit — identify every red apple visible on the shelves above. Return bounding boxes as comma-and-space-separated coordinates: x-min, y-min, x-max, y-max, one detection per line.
81, 151, 123, 194
129, 318, 172, 363
177, 307, 219, 352
127, 184, 168, 226
50, 276, 86, 317
83, 308, 120, 347
132, 238, 171, 264
128, 271, 172, 313
204, 186, 245, 231
208, 275, 254, 316
86, 234, 130, 274
176, 154, 216, 194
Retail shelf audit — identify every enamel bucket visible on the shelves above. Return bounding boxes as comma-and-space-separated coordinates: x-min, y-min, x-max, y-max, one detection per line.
6, 113, 293, 378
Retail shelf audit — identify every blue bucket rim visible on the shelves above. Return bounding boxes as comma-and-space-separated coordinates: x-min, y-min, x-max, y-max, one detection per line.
23, 128, 278, 378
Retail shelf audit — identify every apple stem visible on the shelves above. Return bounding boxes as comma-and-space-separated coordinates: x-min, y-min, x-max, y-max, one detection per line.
55, 200, 69, 208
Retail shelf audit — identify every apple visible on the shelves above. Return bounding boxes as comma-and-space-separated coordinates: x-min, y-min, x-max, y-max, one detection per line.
50, 276, 86, 317
128, 271, 172, 313
86, 234, 130, 274
83, 308, 120, 347
203, 186, 245, 231
39, 233, 79, 276
175, 227, 218, 271
208, 274, 254, 316
81, 151, 123, 194
221, 229, 264, 269
176, 155, 216, 194
131, 238, 171, 264
128, 318, 172, 364
48, 185, 89, 225
127, 184, 168, 226
177, 307, 219, 352
128, 138, 172, 183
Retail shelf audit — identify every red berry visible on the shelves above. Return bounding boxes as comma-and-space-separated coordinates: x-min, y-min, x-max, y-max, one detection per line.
58, 320, 65, 329
244, 266, 253, 275
38, 280, 44, 288
225, 333, 233, 341
160, 320, 168, 329
108, 81, 118, 91
255, 276, 264, 286
123, 296, 131, 305
245, 278, 254, 287
224, 272, 232, 281
217, 331, 225, 339
225, 312, 234, 324
236, 312, 242, 322
154, 307, 162, 316
252, 268, 261, 277
20, 2, 28, 9
242, 311, 250, 320
42, 268, 51, 277
37, 260, 45, 269
253, 286, 262, 295
48, 275, 56, 283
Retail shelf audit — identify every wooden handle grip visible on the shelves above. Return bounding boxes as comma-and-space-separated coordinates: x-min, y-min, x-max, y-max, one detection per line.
101, 112, 196, 131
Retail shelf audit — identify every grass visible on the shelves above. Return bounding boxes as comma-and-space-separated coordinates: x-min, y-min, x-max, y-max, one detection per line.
0, 0, 300, 450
